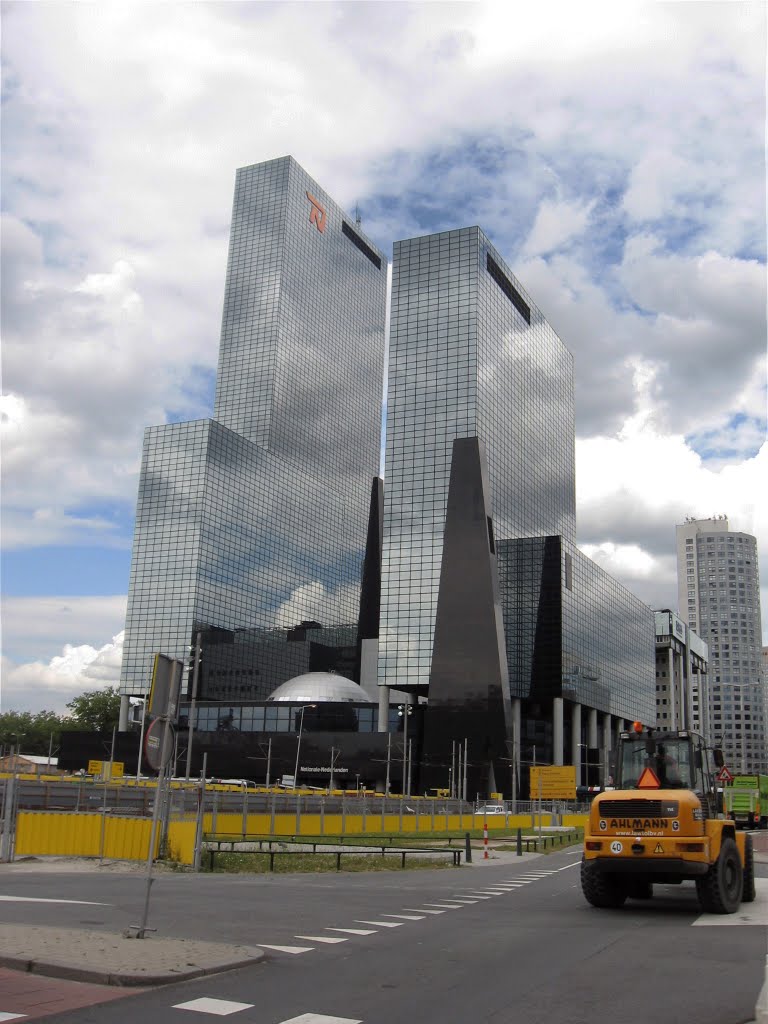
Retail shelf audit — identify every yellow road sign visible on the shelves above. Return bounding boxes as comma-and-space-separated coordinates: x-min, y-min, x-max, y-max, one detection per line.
529, 765, 577, 800
87, 759, 103, 775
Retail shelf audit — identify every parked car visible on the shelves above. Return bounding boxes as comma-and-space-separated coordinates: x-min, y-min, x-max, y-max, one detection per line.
474, 804, 506, 815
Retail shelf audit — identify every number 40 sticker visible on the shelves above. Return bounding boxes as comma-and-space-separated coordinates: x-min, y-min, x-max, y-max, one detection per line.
610, 841, 623, 854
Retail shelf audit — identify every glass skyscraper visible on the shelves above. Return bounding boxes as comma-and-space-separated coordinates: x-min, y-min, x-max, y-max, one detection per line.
120, 157, 387, 701
379, 226, 576, 692
380, 226, 654, 779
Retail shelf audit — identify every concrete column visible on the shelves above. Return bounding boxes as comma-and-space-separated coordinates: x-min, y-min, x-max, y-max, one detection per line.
553, 697, 564, 766
571, 703, 582, 787
668, 647, 677, 730
587, 708, 598, 748
602, 714, 612, 786
683, 647, 693, 731
119, 694, 130, 732
377, 685, 390, 732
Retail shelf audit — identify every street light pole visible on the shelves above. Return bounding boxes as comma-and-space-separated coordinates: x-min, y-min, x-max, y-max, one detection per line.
397, 700, 412, 796
185, 631, 202, 781
293, 705, 315, 790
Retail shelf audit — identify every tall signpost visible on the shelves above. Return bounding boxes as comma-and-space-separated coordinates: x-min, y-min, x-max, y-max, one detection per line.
131, 653, 182, 939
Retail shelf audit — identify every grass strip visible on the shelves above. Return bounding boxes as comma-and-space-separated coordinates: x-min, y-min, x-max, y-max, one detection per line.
203, 851, 453, 874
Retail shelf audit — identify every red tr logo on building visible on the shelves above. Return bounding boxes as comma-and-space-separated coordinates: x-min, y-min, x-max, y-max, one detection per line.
306, 191, 326, 234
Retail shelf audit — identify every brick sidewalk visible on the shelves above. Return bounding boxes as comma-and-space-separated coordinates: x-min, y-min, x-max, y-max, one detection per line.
0, 967, 137, 1021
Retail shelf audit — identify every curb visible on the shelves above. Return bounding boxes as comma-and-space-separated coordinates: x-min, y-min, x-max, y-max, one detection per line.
0, 930, 266, 988
0, 952, 265, 987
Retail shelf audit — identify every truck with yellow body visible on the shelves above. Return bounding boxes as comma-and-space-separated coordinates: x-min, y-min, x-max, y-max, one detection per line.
581, 726, 754, 914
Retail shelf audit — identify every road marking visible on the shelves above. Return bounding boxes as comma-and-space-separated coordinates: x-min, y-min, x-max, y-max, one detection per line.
0, 1014, 27, 1022
381, 913, 425, 920
325, 927, 377, 936
259, 944, 315, 954
295, 935, 348, 944
447, 897, 479, 903
466, 890, 507, 895
173, 996, 254, 1015
405, 907, 446, 913
280, 1015, 363, 1024
355, 919, 403, 928
454, 893, 491, 899
0, 895, 108, 906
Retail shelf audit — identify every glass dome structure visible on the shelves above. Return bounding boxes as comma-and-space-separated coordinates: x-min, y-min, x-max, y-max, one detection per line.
267, 672, 373, 704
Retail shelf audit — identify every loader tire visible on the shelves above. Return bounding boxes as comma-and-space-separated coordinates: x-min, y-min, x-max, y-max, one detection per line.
696, 837, 743, 914
742, 834, 756, 903
581, 857, 626, 909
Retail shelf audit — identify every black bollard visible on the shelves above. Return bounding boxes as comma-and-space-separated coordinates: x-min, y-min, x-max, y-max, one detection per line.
516, 827, 523, 857
465, 832, 472, 863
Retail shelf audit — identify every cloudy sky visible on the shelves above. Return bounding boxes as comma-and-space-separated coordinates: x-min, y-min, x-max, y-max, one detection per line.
2, 1, 766, 714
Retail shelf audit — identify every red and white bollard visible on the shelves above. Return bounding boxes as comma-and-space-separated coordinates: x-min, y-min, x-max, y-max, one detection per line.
483, 821, 489, 860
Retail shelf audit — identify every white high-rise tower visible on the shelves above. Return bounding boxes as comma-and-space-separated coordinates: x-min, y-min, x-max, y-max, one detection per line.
676, 516, 765, 771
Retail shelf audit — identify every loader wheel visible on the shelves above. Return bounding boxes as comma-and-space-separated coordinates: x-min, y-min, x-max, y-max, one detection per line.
696, 838, 743, 914
581, 857, 626, 909
742, 834, 756, 903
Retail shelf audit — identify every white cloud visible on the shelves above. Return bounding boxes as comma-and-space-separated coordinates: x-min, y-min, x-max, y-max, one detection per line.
575, 420, 768, 626
1, 632, 124, 715
521, 198, 595, 258
1, 2, 765, 702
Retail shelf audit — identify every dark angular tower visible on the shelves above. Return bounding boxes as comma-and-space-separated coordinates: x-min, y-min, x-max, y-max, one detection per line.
421, 437, 513, 795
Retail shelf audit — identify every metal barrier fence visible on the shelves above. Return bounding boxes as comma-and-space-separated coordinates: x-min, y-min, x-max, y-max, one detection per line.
2, 778, 587, 866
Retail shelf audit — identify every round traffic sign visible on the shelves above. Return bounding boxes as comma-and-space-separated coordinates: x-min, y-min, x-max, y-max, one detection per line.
144, 716, 175, 772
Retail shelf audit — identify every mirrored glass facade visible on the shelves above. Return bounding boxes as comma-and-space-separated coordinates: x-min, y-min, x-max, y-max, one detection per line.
379, 227, 575, 690
121, 157, 386, 697
498, 537, 655, 722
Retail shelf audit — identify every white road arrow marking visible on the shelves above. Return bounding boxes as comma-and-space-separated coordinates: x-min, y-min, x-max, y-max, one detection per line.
0, 895, 108, 906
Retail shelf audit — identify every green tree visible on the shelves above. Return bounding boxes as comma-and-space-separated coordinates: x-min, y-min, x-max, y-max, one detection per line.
66, 686, 121, 732
0, 710, 70, 755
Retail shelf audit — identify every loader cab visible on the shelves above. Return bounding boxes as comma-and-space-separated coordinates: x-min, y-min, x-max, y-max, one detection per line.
618, 732, 694, 789
616, 727, 719, 794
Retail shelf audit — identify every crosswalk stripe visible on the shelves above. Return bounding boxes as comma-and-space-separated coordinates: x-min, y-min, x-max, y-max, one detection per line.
422, 902, 462, 908
405, 907, 446, 913
355, 919, 404, 928
279, 1014, 363, 1024
326, 927, 377, 935
173, 996, 254, 1014
447, 897, 479, 903
259, 944, 314, 954
381, 913, 425, 920
295, 935, 348, 944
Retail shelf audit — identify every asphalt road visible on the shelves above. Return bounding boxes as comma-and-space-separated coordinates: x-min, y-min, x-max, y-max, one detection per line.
1, 849, 766, 1024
